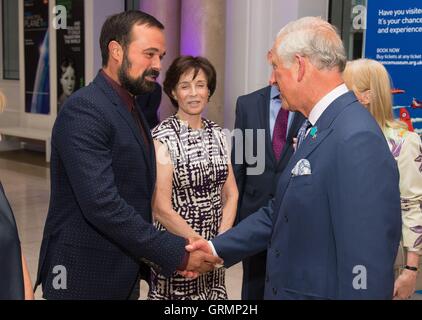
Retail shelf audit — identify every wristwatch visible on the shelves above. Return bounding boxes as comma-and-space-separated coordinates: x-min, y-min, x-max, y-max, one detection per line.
403, 265, 418, 272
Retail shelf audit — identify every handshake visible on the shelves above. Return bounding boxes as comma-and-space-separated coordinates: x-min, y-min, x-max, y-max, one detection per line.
178, 237, 223, 279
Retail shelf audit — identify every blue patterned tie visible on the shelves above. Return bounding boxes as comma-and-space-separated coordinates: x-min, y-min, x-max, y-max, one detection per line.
296, 119, 312, 151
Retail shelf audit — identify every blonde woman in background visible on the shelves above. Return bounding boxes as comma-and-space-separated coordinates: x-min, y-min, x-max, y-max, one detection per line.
344, 59, 422, 299
0, 91, 34, 299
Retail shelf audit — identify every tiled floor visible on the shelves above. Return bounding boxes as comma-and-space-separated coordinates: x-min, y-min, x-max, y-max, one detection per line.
0, 150, 242, 300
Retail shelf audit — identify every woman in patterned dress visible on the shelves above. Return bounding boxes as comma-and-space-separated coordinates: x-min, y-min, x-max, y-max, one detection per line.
148, 56, 238, 300
344, 59, 422, 299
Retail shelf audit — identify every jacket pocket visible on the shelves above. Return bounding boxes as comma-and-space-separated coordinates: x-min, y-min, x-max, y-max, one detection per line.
289, 174, 312, 187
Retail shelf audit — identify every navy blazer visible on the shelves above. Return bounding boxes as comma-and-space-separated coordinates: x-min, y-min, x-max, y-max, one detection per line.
36, 72, 186, 299
232, 86, 304, 220
214, 91, 402, 299
232, 86, 304, 299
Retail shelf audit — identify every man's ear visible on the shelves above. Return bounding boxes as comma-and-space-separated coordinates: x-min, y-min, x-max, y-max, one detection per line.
108, 40, 123, 63
296, 54, 305, 82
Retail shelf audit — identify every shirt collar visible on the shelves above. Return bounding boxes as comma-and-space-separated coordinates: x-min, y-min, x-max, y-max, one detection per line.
101, 69, 135, 111
270, 85, 281, 100
308, 83, 349, 126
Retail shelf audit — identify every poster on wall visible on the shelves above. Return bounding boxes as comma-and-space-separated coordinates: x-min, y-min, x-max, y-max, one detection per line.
24, 0, 50, 115
365, 0, 422, 135
56, 0, 85, 113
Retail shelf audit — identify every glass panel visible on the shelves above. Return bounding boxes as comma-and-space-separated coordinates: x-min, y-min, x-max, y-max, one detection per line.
348, 0, 367, 60
125, 0, 139, 11
329, 0, 367, 60
2, 0, 19, 79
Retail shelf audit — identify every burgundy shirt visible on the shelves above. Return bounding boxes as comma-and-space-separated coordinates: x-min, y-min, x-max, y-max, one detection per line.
101, 70, 150, 150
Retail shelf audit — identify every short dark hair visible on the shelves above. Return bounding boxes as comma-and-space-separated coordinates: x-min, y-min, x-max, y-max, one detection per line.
163, 56, 217, 108
60, 57, 75, 74
100, 10, 164, 67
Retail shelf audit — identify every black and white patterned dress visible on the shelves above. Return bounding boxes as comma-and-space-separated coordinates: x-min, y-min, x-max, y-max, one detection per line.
148, 115, 229, 300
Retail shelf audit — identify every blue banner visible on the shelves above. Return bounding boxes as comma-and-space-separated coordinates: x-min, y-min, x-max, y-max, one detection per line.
365, 0, 422, 135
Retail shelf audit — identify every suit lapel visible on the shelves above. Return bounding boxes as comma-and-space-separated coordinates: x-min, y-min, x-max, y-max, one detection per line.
274, 91, 358, 214
276, 112, 305, 170
287, 112, 305, 144
134, 102, 156, 183
93, 73, 154, 179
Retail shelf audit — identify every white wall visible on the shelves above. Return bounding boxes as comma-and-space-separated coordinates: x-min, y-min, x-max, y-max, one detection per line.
85, 0, 125, 83
224, 0, 329, 130
298, 0, 329, 19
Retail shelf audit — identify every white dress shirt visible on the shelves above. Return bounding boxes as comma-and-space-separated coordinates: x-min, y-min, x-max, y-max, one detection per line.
308, 83, 349, 127
270, 85, 294, 139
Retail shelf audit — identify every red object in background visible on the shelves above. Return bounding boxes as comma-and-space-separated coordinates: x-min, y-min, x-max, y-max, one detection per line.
391, 88, 405, 94
399, 108, 414, 132
411, 98, 422, 109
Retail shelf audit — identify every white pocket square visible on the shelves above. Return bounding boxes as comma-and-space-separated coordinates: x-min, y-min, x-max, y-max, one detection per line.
291, 159, 312, 176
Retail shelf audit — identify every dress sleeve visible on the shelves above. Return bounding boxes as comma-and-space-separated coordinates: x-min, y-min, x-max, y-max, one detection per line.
397, 132, 422, 253
152, 125, 179, 166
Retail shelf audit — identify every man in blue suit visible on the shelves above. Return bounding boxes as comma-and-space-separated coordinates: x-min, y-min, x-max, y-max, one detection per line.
187, 17, 401, 299
232, 85, 304, 299
35, 11, 219, 300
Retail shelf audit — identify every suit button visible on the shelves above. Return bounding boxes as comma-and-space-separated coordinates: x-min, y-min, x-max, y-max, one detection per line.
275, 250, 280, 258
266, 275, 269, 283
273, 288, 278, 295
284, 216, 288, 223
269, 193, 274, 198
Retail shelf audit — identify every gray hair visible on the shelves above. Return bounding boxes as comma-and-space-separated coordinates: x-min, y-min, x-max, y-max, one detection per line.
275, 16, 346, 71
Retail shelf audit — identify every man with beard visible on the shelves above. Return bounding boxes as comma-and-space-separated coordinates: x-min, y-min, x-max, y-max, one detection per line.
35, 11, 220, 300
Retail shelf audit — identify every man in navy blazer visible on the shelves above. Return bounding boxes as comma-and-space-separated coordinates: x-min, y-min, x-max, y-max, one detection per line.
232, 85, 304, 299
35, 11, 219, 300
188, 17, 401, 299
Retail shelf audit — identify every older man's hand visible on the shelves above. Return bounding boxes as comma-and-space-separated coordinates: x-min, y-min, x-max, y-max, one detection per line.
178, 237, 223, 279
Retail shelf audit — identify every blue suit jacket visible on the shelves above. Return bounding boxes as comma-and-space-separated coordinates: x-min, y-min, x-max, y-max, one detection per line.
232, 86, 304, 299
35, 72, 186, 299
213, 91, 402, 299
